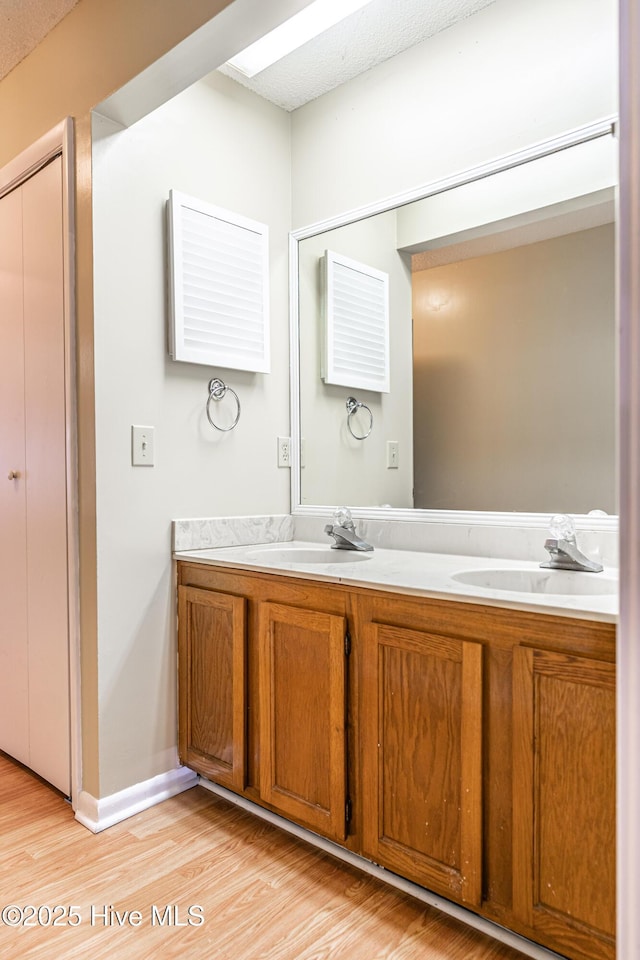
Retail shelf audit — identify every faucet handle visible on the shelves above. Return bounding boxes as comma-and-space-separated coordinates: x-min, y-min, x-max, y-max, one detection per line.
333, 507, 354, 529
548, 513, 576, 542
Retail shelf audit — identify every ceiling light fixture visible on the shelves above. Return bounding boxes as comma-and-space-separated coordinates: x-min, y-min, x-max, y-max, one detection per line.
225, 0, 375, 78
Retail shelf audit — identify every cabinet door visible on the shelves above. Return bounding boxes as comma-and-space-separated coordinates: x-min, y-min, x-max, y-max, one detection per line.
178, 586, 246, 790
512, 647, 615, 960
258, 602, 348, 841
361, 623, 483, 906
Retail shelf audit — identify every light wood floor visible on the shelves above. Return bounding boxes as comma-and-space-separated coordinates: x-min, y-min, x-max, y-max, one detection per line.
0, 753, 530, 960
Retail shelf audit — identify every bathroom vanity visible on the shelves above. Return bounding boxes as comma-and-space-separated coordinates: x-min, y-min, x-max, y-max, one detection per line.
175, 543, 616, 960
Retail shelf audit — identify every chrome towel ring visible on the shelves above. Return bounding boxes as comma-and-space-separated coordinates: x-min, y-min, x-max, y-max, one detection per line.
206, 378, 241, 432
346, 396, 373, 440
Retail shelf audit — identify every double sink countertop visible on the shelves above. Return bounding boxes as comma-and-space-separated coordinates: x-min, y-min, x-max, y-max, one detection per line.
174, 539, 618, 624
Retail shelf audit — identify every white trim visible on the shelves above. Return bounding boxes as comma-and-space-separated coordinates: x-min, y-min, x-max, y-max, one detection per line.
199, 778, 565, 960
0, 122, 69, 198
289, 230, 302, 502
59, 120, 81, 812
289, 119, 619, 529
618, 1, 640, 957
0, 119, 80, 806
289, 117, 616, 244
292, 503, 618, 532
74, 766, 198, 833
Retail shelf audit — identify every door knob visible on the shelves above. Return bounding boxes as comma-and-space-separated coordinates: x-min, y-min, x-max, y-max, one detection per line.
8, 470, 20, 480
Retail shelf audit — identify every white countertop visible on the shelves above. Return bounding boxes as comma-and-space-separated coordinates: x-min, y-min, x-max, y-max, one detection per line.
174, 540, 618, 624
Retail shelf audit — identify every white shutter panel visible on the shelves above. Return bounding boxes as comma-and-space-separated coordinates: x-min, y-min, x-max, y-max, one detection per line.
323, 250, 389, 393
168, 190, 270, 373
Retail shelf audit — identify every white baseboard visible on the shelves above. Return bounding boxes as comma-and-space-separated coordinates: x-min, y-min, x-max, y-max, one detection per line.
74, 766, 198, 833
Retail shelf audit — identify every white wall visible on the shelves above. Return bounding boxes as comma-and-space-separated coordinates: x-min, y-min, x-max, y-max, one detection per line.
92, 72, 291, 794
290, 0, 617, 227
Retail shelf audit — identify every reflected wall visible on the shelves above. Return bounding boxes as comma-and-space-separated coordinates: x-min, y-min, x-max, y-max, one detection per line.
412, 223, 616, 513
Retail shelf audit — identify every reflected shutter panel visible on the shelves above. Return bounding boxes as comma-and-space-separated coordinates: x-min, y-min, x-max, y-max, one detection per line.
323, 249, 389, 393
168, 190, 270, 372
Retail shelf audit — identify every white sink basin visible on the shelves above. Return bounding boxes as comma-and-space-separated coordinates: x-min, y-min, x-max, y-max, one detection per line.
245, 546, 373, 564
452, 568, 617, 596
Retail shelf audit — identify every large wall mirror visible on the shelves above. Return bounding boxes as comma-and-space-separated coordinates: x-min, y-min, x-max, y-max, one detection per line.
292, 127, 617, 521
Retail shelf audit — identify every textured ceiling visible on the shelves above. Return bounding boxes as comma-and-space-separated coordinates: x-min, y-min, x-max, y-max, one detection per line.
218, 0, 497, 111
0, 0, 80, 81
0, 0, 496, 102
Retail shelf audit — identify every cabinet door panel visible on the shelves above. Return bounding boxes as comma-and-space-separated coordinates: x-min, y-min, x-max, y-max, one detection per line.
258, 602, 347, 841
178, 586, 246, 790
362, 623, 482, 905
512, 647, 615, 960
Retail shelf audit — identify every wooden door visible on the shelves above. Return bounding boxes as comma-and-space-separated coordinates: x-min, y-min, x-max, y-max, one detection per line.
178, 586, 246, 790
361, 622, 483, 906
258, 602, 348, 841
512, 646, 615, 960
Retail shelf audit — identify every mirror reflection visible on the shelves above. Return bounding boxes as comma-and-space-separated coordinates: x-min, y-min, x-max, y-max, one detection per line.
298, 134, 616, 515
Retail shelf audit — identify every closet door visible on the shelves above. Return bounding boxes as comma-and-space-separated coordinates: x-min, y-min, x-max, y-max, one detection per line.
0, 157, 70, 795
22, 157, 70, 795
0, 184, 29, 766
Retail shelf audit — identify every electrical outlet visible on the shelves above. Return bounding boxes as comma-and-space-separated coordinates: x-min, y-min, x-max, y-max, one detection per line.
132, 425, 155, 466
278, 436, 291, 468
386, 440, 399, 469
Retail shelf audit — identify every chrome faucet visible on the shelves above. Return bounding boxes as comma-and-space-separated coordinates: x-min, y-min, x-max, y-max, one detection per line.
540, 514, 603, 573
324, 508, 374, 551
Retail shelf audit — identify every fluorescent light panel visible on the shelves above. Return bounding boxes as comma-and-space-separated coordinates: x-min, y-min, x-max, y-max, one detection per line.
226, 0, 375, 78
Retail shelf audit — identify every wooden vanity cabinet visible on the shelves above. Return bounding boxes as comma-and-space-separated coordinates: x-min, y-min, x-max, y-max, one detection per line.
512, 646, 616, 960
178, 585, 247, 791
177, 561, 616, 960
258, 601, 349, 841
360, 617, 483, 906
177, 563, 353, 844
352, 589, 616, 960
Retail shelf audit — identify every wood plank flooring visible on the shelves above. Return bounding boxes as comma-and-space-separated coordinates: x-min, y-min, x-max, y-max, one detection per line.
0, 753, 530, 960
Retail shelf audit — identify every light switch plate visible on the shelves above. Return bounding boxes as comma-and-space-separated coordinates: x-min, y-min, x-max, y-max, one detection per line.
132, 425, 155, 466
386, 440, 399, 469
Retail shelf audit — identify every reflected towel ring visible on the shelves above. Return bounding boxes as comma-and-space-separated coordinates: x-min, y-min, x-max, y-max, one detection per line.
346, 396, 373, 440
206, 378, 241, 431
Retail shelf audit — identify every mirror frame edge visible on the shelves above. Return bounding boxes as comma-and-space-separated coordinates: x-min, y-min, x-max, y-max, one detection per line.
289, 115, 619, 533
